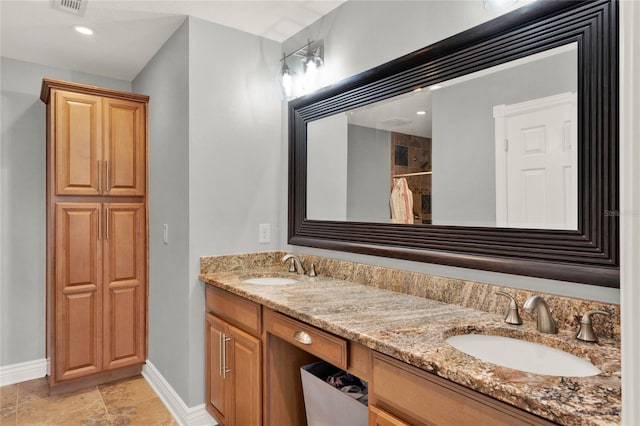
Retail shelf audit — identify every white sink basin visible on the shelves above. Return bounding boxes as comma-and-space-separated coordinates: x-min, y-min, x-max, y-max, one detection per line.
446, 334, 600, 377
242, 277, 298, 286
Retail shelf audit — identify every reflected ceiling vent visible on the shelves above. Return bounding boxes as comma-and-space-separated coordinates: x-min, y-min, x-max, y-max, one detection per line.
379, 117, 413, 127
51, 0, 87, 16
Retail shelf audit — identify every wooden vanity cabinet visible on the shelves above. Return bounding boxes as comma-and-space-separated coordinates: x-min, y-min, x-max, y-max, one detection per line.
42, 79, 148, 393
203, 286, 559, 426
205, 286, 262, 426
369, 352, 556, 426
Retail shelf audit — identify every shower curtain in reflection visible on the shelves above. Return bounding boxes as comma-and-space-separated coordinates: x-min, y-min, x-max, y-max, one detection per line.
390, 177, 414, 224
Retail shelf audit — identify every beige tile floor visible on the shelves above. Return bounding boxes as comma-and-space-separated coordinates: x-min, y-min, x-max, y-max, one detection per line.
0, 375, 177, 425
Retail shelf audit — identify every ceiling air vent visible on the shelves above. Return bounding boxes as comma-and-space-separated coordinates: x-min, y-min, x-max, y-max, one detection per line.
51, 0, 87, 16
379, 117, 413, 127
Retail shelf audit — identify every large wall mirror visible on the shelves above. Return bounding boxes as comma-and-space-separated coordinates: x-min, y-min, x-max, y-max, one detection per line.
289, 0, 619, 287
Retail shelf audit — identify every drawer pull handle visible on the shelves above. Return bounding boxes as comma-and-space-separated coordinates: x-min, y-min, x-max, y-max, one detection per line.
98, 160, 102, 192
106, 160, 111, 192
219, 333, 232, 378
223, 335, 231, 379
219, 332, 224, 377
293, 330, 313, 345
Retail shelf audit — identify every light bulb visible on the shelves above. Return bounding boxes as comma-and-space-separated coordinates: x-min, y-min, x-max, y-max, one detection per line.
280, 56, 294, 99
281, 71, 293, 98
300, 42, 324, 95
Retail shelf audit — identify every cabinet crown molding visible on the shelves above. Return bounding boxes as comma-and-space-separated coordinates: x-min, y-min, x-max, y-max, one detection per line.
40, 78, 149, 104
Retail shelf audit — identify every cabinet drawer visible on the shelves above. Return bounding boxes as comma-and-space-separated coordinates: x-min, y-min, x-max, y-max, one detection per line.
205, 285, 261, 337
370, 352, 555, 426
264, 309, 348, 369
369, 405, 410, 426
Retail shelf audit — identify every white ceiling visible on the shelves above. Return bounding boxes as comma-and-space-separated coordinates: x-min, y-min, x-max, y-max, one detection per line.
0, 0, 344, 81
345, 43, 577, 139
349, 88, 434, 138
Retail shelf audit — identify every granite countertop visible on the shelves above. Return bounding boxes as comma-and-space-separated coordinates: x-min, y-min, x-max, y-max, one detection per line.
200, 268, 621, 426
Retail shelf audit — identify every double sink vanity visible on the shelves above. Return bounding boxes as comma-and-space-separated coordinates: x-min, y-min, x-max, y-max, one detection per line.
199, 251, 621, 426
200, 2, 622, 425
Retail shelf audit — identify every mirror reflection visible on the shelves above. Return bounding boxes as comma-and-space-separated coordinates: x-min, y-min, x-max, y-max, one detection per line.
307, 43, 578, 230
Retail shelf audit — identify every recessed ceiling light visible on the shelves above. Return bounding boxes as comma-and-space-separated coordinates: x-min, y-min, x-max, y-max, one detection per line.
416, 111, 427, 115
73, 25, 94, 35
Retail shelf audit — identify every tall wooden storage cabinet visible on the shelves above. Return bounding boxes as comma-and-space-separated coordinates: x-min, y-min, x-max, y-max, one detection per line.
41, 79, 149, 393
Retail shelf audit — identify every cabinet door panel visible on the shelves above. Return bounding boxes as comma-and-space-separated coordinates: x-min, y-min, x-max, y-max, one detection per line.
103, 203, 146, 369
103, 98, 146, 196
55, 203, 102, 380
64, 290, 99, 372
206, 314, 228, 424
228, 324, 262, 426
55, 91, 102, 195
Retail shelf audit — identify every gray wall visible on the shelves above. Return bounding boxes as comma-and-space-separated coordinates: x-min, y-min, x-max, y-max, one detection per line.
131, 19, 191, 403
347, 125, 391, 222
0, 57, 131, 366
186, 16, 280, 406
284, 1, 523, 86
432, 50, 577, 227
133, 16, 281, 407
281, 1, 619, 304
307, 113, 348, 220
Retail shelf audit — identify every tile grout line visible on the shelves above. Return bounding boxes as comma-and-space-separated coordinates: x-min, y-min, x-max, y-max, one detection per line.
96, 385, 115, 425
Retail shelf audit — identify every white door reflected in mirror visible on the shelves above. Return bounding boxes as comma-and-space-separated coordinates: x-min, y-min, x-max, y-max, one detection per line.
494, 92, 577, 230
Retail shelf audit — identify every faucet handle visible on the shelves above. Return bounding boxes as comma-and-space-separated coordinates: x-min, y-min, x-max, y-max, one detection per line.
286, 259, 297, 273
495, 291, 523, 325
576, 310, 610, 343
309, 262, 317, 277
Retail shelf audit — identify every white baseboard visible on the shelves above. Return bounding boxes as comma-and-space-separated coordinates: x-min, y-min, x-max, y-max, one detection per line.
142, 361, 217, 426
0, 358, 49, 386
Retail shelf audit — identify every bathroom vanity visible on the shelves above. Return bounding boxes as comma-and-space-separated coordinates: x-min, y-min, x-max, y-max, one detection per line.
200, 3, 622, 424
200, 252, 621, 426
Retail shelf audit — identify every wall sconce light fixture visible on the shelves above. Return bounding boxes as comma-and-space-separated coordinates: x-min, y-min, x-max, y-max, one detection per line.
280, 53, 294, 98
280, 39, 324, 99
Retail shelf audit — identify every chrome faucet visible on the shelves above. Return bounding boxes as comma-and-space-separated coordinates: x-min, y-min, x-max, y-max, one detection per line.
523, 295, 558, 334
282, 254, 306, 275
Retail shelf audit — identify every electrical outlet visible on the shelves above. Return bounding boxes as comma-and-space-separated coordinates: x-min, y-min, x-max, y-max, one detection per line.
259, 223, 271, 243
163, 224, 169, 244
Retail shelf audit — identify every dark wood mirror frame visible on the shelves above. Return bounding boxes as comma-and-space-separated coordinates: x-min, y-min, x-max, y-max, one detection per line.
288, 0, 619, 288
